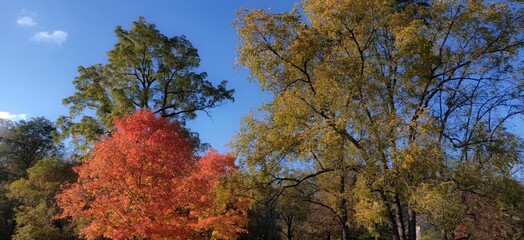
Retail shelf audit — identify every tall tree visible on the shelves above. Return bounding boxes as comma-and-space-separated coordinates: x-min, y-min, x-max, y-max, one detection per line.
58, 17, 234, 152
56, 110, 248, 240
234, 0, 524, 239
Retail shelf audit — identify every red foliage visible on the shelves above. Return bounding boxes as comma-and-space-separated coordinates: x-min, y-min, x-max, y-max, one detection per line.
56, 110, 248, 240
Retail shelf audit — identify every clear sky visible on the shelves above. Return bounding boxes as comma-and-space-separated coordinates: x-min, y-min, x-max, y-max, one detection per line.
0, 0, 298, 153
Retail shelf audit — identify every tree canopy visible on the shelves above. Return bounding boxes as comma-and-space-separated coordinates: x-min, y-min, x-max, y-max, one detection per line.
56, 110, 248, 240
1, 2, 524, 240
234, 0, 524, 239
0, 117, 59, 179
58, 17, 234, 152
0, 117, 63, 239
7, 159, 77, 240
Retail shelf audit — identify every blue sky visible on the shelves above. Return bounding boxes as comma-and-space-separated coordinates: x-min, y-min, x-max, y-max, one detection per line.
0, 1, 297, 153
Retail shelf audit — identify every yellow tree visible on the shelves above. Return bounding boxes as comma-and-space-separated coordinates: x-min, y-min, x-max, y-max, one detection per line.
234, 0, 524, 239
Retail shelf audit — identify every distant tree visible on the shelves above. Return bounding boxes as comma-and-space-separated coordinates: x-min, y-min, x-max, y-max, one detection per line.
238, 183, 282, 240
0, 117, 60, 239
7, 159, 78, 240
58, 17, 234, 153
240, 207, 281, 240
0, 119, 14, 138
296, 194, 348, 240
275, 188, 310, 240
0, 117, 59, 179
56, 111, 248, 240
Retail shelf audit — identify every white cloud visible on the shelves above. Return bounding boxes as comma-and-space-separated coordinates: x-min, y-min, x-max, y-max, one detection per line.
32, 30, 68, 45
17, 16, 36, 26
0, 112, 27, 121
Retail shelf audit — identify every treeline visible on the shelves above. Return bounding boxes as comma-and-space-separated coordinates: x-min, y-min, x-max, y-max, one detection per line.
0, 117, 77, 239
1, 0, 524, 239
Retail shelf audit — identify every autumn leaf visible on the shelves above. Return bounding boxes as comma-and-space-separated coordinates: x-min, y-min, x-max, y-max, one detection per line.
56, 110, 248, 240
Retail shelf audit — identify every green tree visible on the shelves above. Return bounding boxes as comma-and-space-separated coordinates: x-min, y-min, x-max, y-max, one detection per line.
0, 117, 59, 179
58, 17, 234, 153
7, 159, 78, 240
0, 117, 61, 239
0, 183, 14, 240
234, 0, 524, 239
0, 119, 15, 239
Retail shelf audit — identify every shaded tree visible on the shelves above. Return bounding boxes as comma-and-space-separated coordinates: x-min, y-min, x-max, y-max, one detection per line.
275, 187, 310, 240
0, 117, 59, 179
238, 181, 282, 240
0, 184, 14, 240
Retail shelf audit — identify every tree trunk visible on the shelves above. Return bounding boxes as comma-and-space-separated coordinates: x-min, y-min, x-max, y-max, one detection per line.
408, 201, 417, 240
394, 194, 407, 240
339, 174, 351, 240
284, 213, 293, 240
342, 223, 351, 240
379, 192, 401, 240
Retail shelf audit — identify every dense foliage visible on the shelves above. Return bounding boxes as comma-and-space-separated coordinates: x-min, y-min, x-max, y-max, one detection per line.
0, 118, 63, 239
7, 159, 77, 240
0, 118, 59, 179
58, 17, 234, 153
234, 0, 524, 239
1, 1, 524, 239
56, 111, 248, 240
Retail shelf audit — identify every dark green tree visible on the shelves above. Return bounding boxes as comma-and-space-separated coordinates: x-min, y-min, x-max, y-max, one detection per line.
0, 117, 60, 240
58, 17, 234, 153
0, 117, 59, 179
0, 184, 14, 240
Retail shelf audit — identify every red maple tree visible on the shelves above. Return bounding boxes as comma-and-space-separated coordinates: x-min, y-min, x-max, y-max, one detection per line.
56, 110, 248, 240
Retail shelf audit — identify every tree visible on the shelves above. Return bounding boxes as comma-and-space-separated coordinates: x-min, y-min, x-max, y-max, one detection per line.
0, 117, 60, 239
238, 180, 282, 240
7, 159, 78, 240
234, 0, 524, 239
0, 117, 59, 179
58, 17, 234, 153
0, 119, 14, 139
275, 187, 310, 240
56, 110, 248, 240
0, 119, 15, 239
0, 183, 14, 240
